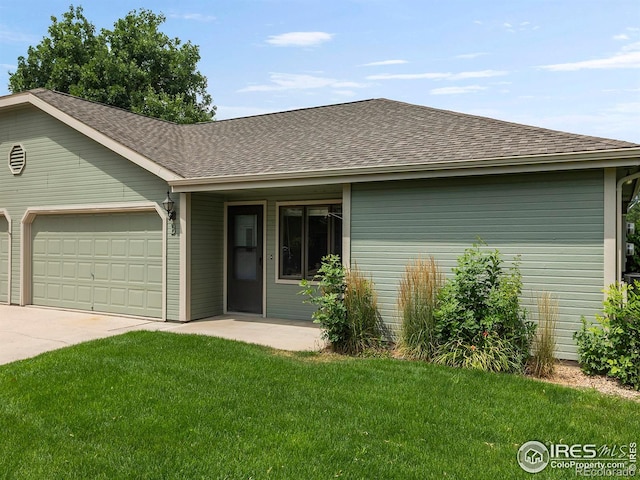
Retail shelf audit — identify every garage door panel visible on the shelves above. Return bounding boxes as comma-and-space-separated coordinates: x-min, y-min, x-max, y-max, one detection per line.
78, 239, 92, 256
48, 239, 61, 254
112, 239, 127, 256
148, 239, 162, 257
62, 285, 76, 301
33, 238, 46, 255
129, 239, 146, 257
32, 212, 162, 318
111, 263, 127, 281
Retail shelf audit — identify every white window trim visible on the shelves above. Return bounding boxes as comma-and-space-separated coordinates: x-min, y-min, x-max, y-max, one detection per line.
604, 168, 616, 288
275, 199, 342, 285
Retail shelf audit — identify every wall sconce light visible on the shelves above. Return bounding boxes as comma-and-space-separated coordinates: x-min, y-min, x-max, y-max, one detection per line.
162, 190, 177, 235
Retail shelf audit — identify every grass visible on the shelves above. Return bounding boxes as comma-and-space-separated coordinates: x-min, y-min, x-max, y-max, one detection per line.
0, 331, 638, 479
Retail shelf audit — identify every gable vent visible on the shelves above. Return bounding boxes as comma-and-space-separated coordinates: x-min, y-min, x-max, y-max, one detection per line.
8, 144, 26, 175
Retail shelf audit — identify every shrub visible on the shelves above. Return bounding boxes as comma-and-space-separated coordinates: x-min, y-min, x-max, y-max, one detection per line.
300, 254, 348, 349
432, 333, 524, 372
397, 257, 444, 360
300, 255, 383, 354
574, 282, 640, 390
434, 244, 535, 373
344, 266, 384, 353
529, 292, 558, 378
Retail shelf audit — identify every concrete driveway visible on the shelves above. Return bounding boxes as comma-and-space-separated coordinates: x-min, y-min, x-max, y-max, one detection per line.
0, 305, 324, 365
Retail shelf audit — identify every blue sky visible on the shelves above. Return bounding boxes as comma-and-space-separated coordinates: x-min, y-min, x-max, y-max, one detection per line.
1, 0, 639, 142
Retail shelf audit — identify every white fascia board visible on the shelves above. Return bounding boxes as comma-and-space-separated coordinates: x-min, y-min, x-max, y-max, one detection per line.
171, 148, 640, 192
0, 93, 183, 182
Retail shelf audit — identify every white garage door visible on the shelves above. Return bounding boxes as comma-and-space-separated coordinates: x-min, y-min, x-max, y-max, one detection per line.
31, 212, 162, 318
0, 216, 8, 304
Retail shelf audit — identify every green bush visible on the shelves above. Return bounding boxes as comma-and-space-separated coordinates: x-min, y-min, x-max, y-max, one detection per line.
300, 255, 383, 354
433, 245, 535, 373
300, 254, 348, 349
397, 257, 444, 360
574, 282, 640, 390
433, 333, 524, 372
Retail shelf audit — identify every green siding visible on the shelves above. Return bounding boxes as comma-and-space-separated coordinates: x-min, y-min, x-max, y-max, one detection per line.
0, 216, 8, 303
190, 194, 224, 319
0, 105, 178, 318
350, 171, 605, 360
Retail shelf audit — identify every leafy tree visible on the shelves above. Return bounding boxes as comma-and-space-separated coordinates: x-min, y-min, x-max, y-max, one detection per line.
9, 5, 215, 123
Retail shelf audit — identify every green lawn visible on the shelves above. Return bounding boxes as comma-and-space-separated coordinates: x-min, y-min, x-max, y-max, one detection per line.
0, 331, 638, 479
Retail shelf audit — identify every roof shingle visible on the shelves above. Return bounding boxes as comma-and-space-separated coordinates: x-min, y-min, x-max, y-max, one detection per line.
28, 89, 639, 180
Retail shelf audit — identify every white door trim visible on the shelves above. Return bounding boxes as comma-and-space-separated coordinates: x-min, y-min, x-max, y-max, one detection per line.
223, 201, 267, 317
179, 193, 191, 321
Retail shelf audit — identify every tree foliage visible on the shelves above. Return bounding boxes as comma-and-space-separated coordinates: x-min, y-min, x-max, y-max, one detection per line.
9, 6, 215, 123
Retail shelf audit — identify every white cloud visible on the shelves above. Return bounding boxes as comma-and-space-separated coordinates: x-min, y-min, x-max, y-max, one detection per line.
455, 52, 488, 59
430, 85, 486, 95
367, 72, 450, 81
169, 13, 216, 22
238, 73, 367, 92
503, 20, 538, 33
266, 32, 333, 47
453, 70, 508, 80
366, 70, 507, 81
360, 59, 408, 67
541, 42, 640, 71
614, 34, 630, 41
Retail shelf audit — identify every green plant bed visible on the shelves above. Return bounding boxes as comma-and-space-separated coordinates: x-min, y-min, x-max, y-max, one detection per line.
0, 332, 638, 479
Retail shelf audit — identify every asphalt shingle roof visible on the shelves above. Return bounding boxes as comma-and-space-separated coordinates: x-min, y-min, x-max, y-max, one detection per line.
29, 89, 639, 180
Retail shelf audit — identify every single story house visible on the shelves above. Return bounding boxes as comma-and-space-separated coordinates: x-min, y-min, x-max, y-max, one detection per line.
1, 88, 639, 359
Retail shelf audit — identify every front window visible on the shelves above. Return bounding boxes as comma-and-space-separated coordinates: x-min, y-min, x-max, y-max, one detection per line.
279, 204, 342, 280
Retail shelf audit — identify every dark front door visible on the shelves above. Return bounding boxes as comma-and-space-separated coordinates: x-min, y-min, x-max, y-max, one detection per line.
227, 205, 263, 314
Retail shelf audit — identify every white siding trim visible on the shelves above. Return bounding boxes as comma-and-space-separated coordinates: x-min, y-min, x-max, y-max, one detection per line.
342, 184, 351, 268
20, 202, 167, 320
0, 209, 11, 305
170, 149, 640, 193
223, 201, 268, 317
179, 193, 191, 321
604, 168, 617, 288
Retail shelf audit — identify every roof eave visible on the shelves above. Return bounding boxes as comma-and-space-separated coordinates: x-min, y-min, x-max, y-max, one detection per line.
170, 147, 640, 192
0, 91, 184, 182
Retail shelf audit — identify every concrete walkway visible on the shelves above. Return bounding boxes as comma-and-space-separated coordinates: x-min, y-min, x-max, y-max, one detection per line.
0, 305, 325, 365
